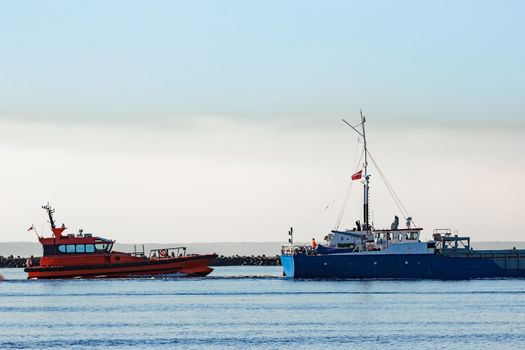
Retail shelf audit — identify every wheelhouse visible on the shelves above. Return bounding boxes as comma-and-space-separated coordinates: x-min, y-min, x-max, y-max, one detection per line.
40, 236, 114, 256
374, 229, 422, 242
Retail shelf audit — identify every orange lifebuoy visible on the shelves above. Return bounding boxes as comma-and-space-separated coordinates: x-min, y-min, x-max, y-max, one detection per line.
159, 249, 168, 258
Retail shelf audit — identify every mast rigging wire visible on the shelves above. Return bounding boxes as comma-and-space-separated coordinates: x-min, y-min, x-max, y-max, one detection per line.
294, 125, 416, 235
295, 192, 346, 233
366, 150, 415, 226
296, 137, 363, 235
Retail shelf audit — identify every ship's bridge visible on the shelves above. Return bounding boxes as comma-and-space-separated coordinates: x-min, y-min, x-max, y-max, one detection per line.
320, 227, 428, 254
373, 228, 433, 254
326, 228, 423, 249
39, 235, 114, 256
374, 228, 422, 243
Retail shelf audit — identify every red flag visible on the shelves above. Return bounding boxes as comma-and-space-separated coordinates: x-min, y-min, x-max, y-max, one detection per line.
27, 226, 34, 232
351, 170, 363, 181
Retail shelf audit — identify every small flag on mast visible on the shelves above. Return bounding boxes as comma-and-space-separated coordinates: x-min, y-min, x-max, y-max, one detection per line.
351, 170, 363, 181
27, 225, 34, 232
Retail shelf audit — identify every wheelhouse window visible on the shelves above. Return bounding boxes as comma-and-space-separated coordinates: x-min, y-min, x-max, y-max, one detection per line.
95, 244, 107, 252
43, 245, 56, 256
55, 244, 98, 254
406, 232, 419, 240
53, 243, 111, 253
94, 242, 113, 253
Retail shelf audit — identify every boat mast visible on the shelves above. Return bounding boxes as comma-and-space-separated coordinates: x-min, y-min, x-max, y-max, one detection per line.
42, 202, 56, 229
41, 202, 66, 238
360, 110, 369, 230
342, 110, 370, 231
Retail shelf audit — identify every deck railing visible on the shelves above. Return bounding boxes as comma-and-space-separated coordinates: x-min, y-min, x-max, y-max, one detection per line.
149, 247, 187, 259
281, 245, 314, 256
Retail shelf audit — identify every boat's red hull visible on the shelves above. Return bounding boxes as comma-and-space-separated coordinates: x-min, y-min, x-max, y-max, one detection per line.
25, 254, 216, 279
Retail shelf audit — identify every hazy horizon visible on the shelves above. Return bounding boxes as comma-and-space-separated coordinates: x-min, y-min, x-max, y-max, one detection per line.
3, 240, 525, 258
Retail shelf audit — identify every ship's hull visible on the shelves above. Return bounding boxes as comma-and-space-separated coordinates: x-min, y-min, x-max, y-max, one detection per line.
25, 254, 216, 279
281, 252, 525, 279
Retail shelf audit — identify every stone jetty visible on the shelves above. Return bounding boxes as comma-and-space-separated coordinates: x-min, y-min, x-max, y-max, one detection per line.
211, 255, 281, 266
0, 255, 27, 268
0, 255, 281, 268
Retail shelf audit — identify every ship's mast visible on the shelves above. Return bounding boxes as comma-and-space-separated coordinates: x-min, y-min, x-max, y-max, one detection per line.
41, 202, 66, 238
360, 110, 369, 230
42, 202, 56, 229
342, 110, 370, 231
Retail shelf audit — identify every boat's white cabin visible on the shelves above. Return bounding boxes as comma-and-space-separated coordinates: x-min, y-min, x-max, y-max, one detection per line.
325, 230, 367, 249
325, 228, 427, 253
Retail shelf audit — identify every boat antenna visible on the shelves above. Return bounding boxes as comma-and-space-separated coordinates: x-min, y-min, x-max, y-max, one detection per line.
41, 202, 66, 238
342, 110, 370, 230
41, 202, 56, 229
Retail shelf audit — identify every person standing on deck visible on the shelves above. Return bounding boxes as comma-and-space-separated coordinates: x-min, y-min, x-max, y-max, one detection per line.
311, 238, 317, 249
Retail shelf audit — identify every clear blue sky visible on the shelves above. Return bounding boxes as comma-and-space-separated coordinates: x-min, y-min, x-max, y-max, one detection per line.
1, 0, 524, 128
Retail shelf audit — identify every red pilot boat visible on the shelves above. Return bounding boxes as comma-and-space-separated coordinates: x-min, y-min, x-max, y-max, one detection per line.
25, 204, 217, 279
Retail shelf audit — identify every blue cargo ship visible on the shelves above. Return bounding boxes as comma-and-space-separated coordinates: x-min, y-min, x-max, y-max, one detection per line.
281, 112, 525, 279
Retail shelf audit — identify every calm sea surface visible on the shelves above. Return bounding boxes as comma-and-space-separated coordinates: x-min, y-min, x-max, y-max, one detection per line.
1, 266, 525, 349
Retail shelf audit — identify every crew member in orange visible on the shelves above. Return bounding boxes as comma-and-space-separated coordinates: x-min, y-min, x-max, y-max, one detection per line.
311, 238, 317, 249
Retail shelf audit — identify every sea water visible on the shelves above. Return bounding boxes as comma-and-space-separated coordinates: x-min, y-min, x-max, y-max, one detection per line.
1, 266, 525, 349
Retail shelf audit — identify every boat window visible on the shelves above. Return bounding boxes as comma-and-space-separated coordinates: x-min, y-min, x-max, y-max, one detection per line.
66, 245, 76, 253
85, 244, 95, 253
58, 245, 66, 253
106, 243, 113, 252
43, 245, 56, 256
76, 244, 85, 253
95, 244, 107, 252
406, 232, 419, 240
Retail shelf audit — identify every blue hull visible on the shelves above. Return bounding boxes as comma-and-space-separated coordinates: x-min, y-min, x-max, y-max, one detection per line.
281, 253, 525, 279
